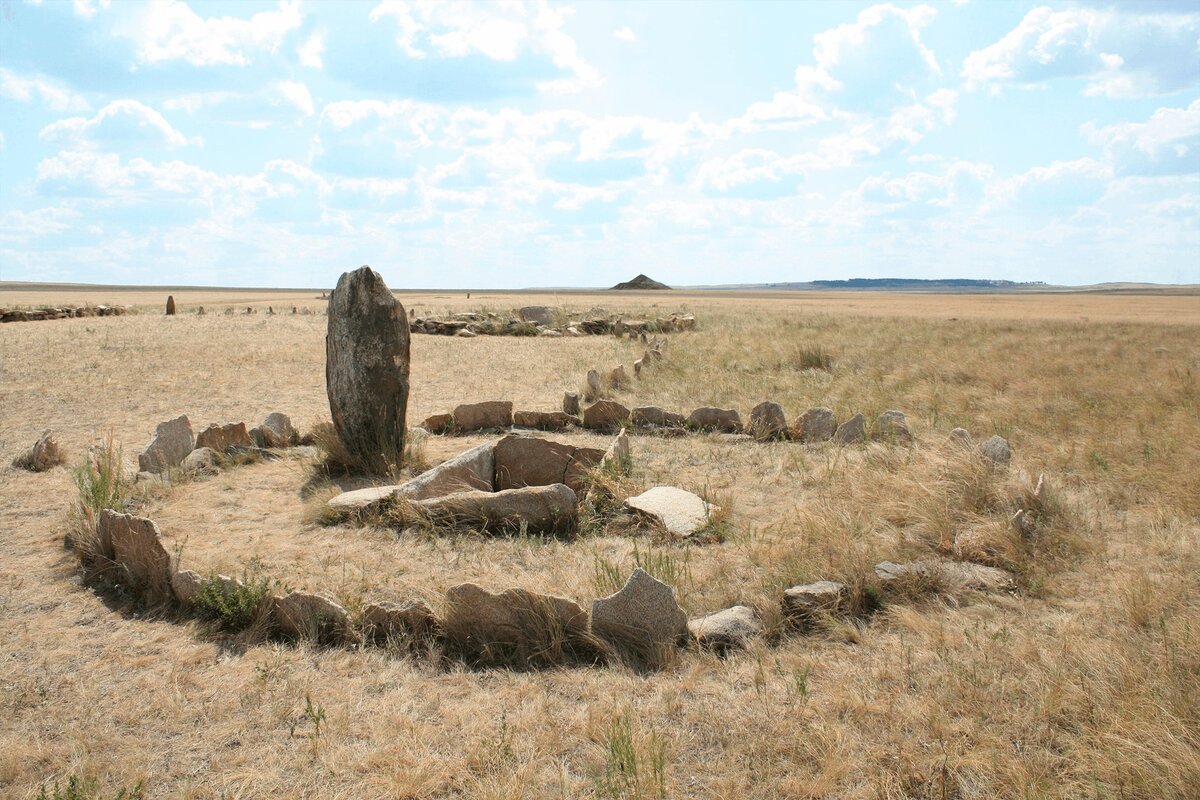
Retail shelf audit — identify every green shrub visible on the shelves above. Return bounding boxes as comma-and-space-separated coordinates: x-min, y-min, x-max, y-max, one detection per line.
193, 571, 272, 631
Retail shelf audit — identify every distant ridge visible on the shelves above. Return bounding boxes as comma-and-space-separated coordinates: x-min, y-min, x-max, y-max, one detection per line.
613, 274, 671, 290
692, 278, 1050, 292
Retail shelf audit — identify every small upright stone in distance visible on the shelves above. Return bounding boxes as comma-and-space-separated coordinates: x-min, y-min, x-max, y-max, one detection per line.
166, 295, 176, 315
873, 410, 913, 444
563, 392, 580, 416
793, 407, 837, 443
981, 435, 1012, 469
325, 266, 411, 475
832, 413, 866, 445
748, 401, 787, 441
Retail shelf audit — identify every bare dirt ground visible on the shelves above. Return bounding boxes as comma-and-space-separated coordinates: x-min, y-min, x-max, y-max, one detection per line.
0, 286, 1197, 799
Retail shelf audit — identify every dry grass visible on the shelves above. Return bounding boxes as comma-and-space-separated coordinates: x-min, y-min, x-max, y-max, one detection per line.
0, 287, 1197, 798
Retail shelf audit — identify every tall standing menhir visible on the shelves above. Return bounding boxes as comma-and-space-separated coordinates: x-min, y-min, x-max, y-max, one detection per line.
325, 266, 410, 475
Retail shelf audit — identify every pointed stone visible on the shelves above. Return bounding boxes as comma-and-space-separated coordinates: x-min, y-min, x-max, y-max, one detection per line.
832, 413, 865, 445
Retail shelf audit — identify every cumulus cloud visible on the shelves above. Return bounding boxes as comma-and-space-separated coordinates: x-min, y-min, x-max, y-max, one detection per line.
1083, 99, 1200, 176
298, 32, 325, 68
991, 158, 1113, 212
39, 100, 192, 149
963, 6, 1200, 98
0, 68, 90, 112
129, 0, 304, 67
367, 0, 599, 92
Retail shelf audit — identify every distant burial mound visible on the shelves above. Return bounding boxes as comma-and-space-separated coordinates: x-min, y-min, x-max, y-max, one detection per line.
613, 274, 670, 290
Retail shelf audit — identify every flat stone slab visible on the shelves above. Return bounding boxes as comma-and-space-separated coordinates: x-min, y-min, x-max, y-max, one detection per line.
782, 580, 847, 623
412, 483, 579, 534
327, 485, 401, 512
875, 559, 1015, 592
688, 605, 763, 652
397, 441, 494, 500
591, 568, 687, 668
625, 486, 717, 537
444, 583, 595, 667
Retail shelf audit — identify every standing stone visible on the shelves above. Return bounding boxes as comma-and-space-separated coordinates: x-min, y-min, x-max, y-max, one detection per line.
873, 410, 913, 444
832, 413, 866, 445
12, 430, 65, 472
748, 401, 787, 441
275, 591, 355, 644
981, 435, 1012, 469
326, 266, 410, 475
444, 583, 596, 668
165, 295, 176, 315
138, 415, 195, 473
585, 369, 602, 400
948, 427, 974, 448
99, 510, 173, 603
793, 407, 837, 443
195, 422, 252, 452
591, 568, 687, 669
563, 392, 580, 416
258, 412, 298, 448
582, 399, 630, 431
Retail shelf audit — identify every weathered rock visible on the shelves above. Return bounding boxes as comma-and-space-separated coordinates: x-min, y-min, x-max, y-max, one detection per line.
686, 407, 742, 433
585, 369, 602, 400
538, 329, 562, 338
832, 413, 866, 445
625, 486, 717, 537
138, 415, 195, 473
633, 358, 643, 378
326, 266, 410, 474
591, 568, 687, 668
512, 410, 579, 431
326, 485, 401, 513
455, 328, 477, 338
411, 484, 579, 534
494, 436, 578, 491
166, 295, 176, 315
688, 605, 763, 652
170, 569, 203, 605
948, 427, 974, 447
259, 412, 299, 448
398, 441, 495, 499
362, 599, 439, 645
874, 559, 1014, 592
562, 392, 580, 416
873, 410, 913, 444
782, 581, 847, 624
452, 400, 513, 432
518, 305, 555, 326
99, 510, 173, 602
12, 430, 64, 471
748, 401, 787, 441
582, 399, 630, 431
792, 407, 837, 443
275, 591, 354, 643
444, 583, 597, 667
182, 447, 220, 475
422, 413, 454, 434
600, 429, 631, 472
632, 406, 686, 428
195, 422, 252, 452
608, 365, 629, 388
981, 435, 1012, 469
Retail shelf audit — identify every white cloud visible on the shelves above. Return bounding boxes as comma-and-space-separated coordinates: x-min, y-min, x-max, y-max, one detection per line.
693, 149, 806, 196
0, 68, 90, 112
1083, 99, 1200, 176
129, 0, 303, 67
72, 0, 110, 19
990, 157, 1113, 212
298, 32, 325, 68
613, 26, 636, 43
272, 80, 314, 117
39, 100, 192, 149
368, 0, 600, 92
963, 6, 1200, 98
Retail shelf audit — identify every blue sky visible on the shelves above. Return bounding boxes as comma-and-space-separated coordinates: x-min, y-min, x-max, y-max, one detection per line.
1, 0, 1197, 289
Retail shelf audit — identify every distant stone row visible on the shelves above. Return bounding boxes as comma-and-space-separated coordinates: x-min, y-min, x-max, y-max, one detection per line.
1, 305, 131, 323
411, 304, 696, 338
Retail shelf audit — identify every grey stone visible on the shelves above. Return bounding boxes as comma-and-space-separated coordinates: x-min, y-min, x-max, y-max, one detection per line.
874, 559, 1014, 592
259, 412, 298, 448
562, 392, 580, 416
512, 410, 579, 431
625, 486, 716, 537
782, 581, 847, 624
686, 407, 742, 433
12, 430, 64, 471
275, 591, 354, 643
99, 510, 173, 602
171, 569, 203, 605
585, 369, 602, 399
873, 410, 913, 444
517, 305, 555, 326
591, 568, 687, 668
138, 415, 195, 473
793, 407, 837, 443
195, 422, 252, 452
452, 400, 513, 432
326, 485, 400, 513
748, 401, 787, 441
326, 266, 410, 475
362, 599, 439, 644
632, 406, 686, 428
832, 413, 866, 445
582, 399, 630, 431
981, 435, 1012, 469
444, 583, 596, 667
398, 441, 494, 500
608, 365, 629, 388
600, 429, 631, 472
688, 605, 762, 652
412, 484, 579, 535
182, 447, 220, 475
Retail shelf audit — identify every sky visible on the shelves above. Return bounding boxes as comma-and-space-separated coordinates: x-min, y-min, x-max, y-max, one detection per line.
0, 0, 1198, 289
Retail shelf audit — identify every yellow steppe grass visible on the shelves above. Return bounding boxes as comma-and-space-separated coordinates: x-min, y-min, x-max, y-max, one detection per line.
0, 287, 1197, 799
